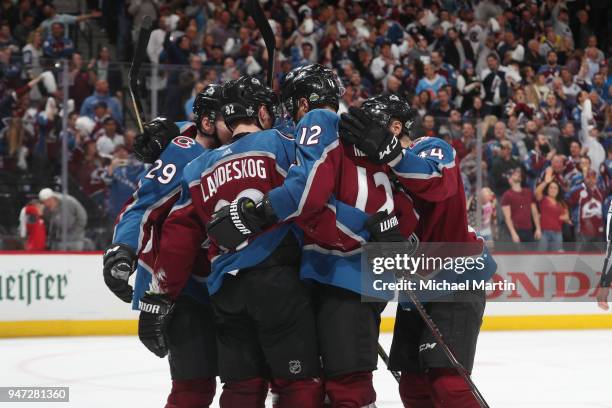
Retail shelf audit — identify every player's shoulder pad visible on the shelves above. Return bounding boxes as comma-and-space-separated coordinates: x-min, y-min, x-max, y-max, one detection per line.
177, 121, 197, 138
159, 135, 205, 163
295, 109, 338, 145
299, 109, 338, 129
407, 136, 456, 165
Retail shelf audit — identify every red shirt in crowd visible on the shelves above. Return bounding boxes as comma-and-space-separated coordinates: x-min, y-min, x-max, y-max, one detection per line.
20, 204, 47, 250
568, 185, 604, 238
501, 187, 534, 230
538, 196, 565, 232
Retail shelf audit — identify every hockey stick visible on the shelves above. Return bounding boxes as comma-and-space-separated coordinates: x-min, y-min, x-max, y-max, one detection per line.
404, 289, 490, 408
247, 0, 275, 87
128, 15, 153, 133
377, 342, 401, 383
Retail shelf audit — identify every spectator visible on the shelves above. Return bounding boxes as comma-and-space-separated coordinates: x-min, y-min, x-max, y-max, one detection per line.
96, 118, 125, 158
416, 63, 448, 99
568, 168, 605, 248
491, 140, 521, 197
538, 51, 561, 82
478, 187, 497, 244
481, 53, 508, 116
506, 115, 528, 158
18, 199, 47, 250
456, 61, 483, 111
557, 121, 578, 156
501, 168, 542, 244
80, 80, 123, 123
535, 167, 570, 251
90, 46, 123, 97
39, 3, 101, 38
430, 88, 453, 119
22, 30, 43, 78
69, 140, 106, 209
524, 39, 545, 68
13, 12, 36, 48
42, 22, 74, 58
68, 53, 94, 112
102, 145, 144, 220
370, 41, 397, 81
38, 188, 87, 251
444, 28, 475, 70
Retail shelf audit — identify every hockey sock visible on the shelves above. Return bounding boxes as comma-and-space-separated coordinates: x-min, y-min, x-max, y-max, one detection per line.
398, 372, 434, 408
219, 377, 268, 408
165, 378, 216, 408
270, 378, 324, 408
428, 368, 481, 408
324, 371, 376, 408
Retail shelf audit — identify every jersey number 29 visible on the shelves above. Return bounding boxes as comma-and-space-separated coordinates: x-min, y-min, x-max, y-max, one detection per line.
144, 160, 177, 184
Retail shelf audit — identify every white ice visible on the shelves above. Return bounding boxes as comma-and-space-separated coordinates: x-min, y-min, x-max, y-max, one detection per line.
1, 331, 611, 408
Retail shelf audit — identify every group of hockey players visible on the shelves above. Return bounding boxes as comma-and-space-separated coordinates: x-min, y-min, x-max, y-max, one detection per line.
101, 63, 501, 408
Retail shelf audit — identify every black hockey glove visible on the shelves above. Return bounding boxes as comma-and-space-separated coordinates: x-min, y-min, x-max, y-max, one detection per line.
138, 292, 175, 358
103, 243, 137, 303
206, 196, 278, 250
339, 107, 403, 165
133, 117, 180, 163
365, 211, 405, 242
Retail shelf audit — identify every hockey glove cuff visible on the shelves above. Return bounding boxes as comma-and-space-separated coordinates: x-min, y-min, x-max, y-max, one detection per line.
138, 292, 175, 358
365, 211, 404, 242
206, 195, 278, 250
103, 243, 137, 303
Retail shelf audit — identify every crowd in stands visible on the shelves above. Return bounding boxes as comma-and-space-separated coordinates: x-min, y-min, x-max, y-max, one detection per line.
0, 0, 610, 250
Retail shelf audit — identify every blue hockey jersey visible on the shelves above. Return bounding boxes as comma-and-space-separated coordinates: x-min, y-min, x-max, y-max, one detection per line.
112, 128, 207, 309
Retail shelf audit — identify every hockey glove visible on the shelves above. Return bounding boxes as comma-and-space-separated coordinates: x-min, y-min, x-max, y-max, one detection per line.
365, 211, 405, 242
138, 292, 175, 358
206, 196, 278, 250
103, 243, 137, 303
339, 107, 403, 165
133, 117, 180, 163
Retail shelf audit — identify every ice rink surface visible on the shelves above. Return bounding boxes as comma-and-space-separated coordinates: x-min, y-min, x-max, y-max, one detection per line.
1, 330, 611, 408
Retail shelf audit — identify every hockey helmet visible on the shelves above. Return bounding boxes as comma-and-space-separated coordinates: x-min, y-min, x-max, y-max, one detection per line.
281, 64, 345, 120
193, 83, 223, 135
361, 94, 416, 136
219, 76, 278, 130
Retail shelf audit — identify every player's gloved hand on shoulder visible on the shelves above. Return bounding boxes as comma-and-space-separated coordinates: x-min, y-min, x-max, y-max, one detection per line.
339, 107, 403, 166
103, 243, 137, 303
133, 117, 180, 163
206, 195, 278, 250
365, 211, 404, 242
138, 292, 175, 358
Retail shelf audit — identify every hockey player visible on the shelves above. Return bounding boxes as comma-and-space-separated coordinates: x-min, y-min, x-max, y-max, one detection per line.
154, 76, 326, 407
102, 83, 227, 408
339, 101, 497, 408
206, 64, 419, 407
597, 206, 611, 310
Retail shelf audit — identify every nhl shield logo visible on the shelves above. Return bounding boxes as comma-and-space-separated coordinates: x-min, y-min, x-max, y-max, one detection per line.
246, 106, 255, 116
288, 360, 302, 375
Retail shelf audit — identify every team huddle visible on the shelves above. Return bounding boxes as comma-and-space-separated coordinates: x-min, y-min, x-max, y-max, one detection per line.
102, 64, 497, 408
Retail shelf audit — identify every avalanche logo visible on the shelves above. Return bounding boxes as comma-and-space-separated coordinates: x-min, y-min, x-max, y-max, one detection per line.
289, 360, 302, 375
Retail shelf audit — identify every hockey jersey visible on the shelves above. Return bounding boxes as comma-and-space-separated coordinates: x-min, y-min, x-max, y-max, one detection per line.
267, 109, 419, 298
112, 123, 208, 310
390, 136, 496, 286
155, 128, 301, 298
